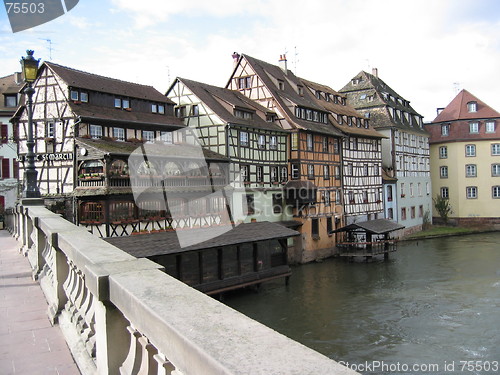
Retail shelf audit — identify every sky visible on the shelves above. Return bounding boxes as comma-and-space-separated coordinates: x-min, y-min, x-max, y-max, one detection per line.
1, 0, 500, 122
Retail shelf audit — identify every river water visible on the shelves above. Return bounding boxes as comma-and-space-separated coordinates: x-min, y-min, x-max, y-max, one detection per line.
224, 233, 500, 374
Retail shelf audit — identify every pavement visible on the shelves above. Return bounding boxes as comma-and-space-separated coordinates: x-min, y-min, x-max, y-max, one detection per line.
0, 230, 80, 375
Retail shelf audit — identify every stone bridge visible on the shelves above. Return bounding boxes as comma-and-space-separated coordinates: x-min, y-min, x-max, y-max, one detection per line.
3, 199, 357, 375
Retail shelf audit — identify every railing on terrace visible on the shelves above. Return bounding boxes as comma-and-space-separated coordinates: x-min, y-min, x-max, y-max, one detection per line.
78, 175, 228, 189
6, 200, 357, 375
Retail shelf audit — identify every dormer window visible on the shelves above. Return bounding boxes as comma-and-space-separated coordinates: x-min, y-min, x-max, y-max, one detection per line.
315, 90, 322, 99
325, 93, 330, 102
467, 101, 477, 113
278, 80, 284, 90
122, 99, 130, 109
80, 92, 88, 103
70, 89, 88, 103
70, 90, 79, 101
115, 98, 122, 108
298, 86, 304, 96
234, 109, 253, 120
360, 94, 367, 100
266, 114, 276, 122
4, 94, 17, 107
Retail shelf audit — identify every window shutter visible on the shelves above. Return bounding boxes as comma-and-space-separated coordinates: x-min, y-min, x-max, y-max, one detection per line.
1, 158, 10, 179
1, 124, 8, 144
13, 160, 19, 179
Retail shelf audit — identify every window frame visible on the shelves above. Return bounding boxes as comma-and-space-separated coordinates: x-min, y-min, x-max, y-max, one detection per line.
465, 164, 477, 177
89, 124, 103, 139
465, 144, 476, 157
466, 186, 478, 199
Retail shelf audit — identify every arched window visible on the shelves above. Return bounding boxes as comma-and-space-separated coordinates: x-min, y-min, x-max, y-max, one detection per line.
186, 161, 203, 176
137, 161, 158, 175
79, 160, 104, 176
109, 159, 129, 177
164, 161, 181, 176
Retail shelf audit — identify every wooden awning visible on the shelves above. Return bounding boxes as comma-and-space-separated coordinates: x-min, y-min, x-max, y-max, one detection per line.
330, 218, 404, 235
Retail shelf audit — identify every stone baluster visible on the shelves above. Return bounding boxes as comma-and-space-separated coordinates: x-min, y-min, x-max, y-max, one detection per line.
120, 326, 142, 375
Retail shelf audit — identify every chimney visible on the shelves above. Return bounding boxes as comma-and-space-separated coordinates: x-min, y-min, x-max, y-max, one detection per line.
437, 108, 444, 116
279, 54, 287, 73
372, 68, 378, 78
232, 52, 240, 68
14, 72, 23, 85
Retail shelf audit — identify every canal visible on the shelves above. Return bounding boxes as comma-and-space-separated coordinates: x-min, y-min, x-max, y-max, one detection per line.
224, 233, 500, 374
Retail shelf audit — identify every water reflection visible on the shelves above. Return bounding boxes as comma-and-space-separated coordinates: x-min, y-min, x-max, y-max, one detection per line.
224, 233, 500, 374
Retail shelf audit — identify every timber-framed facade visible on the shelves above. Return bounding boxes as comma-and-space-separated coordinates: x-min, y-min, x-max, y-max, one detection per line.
167, 77, 290, 225
14, 62, 234, 236
226, 53, 345, 262
340, 70, 431, 234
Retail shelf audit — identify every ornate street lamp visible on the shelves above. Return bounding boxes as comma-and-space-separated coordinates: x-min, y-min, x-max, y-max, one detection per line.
20, 50, 41, 198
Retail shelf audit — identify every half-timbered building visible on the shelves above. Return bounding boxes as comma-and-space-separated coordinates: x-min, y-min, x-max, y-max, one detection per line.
14, 62, 235, 236
226, 54, 345, 262
167, 77, 290, 224
300, 78, 385, 225
340, 70, 431, 234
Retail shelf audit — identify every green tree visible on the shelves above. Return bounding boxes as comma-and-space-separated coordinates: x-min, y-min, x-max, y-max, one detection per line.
433, 195, 452, 224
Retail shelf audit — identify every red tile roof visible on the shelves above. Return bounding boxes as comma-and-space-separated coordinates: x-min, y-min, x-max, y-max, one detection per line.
433, 89, 500, 123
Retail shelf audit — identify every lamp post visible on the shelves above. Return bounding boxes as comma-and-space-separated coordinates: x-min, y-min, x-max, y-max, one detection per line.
21, 50, 41, 198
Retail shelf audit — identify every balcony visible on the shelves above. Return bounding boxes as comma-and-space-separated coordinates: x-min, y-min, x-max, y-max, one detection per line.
4, 201, 357, 375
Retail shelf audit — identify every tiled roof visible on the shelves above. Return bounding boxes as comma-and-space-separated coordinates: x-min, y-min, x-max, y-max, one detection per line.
104, 221, 299, 257
76, 137, 229, 161
175, 78, 287, 132
0, 73, 23, 115
339, 71, 428, 135
69, 102, 185, 128
45, 62, 174, 103
238, 55, 344, 137
432, 89, 500, 123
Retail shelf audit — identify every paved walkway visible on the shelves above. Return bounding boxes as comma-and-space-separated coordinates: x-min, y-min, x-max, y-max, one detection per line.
0, 230, 80, 375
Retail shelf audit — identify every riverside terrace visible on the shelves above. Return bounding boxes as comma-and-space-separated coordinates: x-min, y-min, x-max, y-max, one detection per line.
4, 200, 358, 375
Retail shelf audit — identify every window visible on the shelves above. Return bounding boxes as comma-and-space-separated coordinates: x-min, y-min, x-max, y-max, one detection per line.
151, 104, 158, 113
401, 207, 407, 220
244, 194, 255, 215
307, 133, 313, 151
326, 216, 333, 234
122, 99, 130, 109
307, 164, 314, 179
348, 191, 355, 204
270, 166, 278, 182
114, 98, 122, 108
466, 186, 478, 199
240, 131, 249, 147
486, 121, 495, 133
158, 105, 165, 114
466, 164, 477, 177
291, 133, 298, 150
426, 182, 430, 195
291, 164, 299, 179
333, 139, 340, 154
311, 218, 319, 238
241, 165, 250, 182
467, 101, 477, 112
46, 121, 55, 138
272, 194, 283, 214
298, 86, 304, 96
89, 124, 102, 139
270, 136, 277, 150
323, 165, 330, 179
334, 165, 340, 180
469, 122, 479, 134
492, 164, 500, 177
363, 164, 369, 176
401, 182, 405, 197
418, 182, 422, 196
281, 166, 288, 182
113, 127, 125, 141
346, 163, 353, 176
238, 76, 251, 89
387, 185, 393, 201
160, 131, 173, 144
324, 191, 331, 206
80, 92, 88, 103
387, 208, 393, 220
5, 94, 17, 107
322, 137, 328, 152
492, 144, 500, 155
256, 166, 263, 182
80, 202, 104, 223
440, 166, 448, 178
362, 191, 368, 203
441, 187, 449, 199
441, 124, 449, 136
175, 106, 186, 118
278, 80, 284, 90
191, 105, 199, 116
0, 124, 8, 144
142, 130, 155, 143
410, 183, 414, 197
419, 205, 424, 218
465, 144, 476, 157
493, 186, 500, 198
70, 90, 79, 101
411, 206, 416, 219
258, 135, 266, 149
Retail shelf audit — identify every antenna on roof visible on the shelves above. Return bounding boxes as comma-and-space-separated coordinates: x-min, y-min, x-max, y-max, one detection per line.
39, 38, 53, 60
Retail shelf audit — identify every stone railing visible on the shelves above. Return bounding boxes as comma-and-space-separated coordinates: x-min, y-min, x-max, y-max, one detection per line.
7, 200, 357, 375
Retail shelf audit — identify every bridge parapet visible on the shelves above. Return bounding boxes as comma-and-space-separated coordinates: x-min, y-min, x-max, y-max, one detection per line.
7, 200, 357, 375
